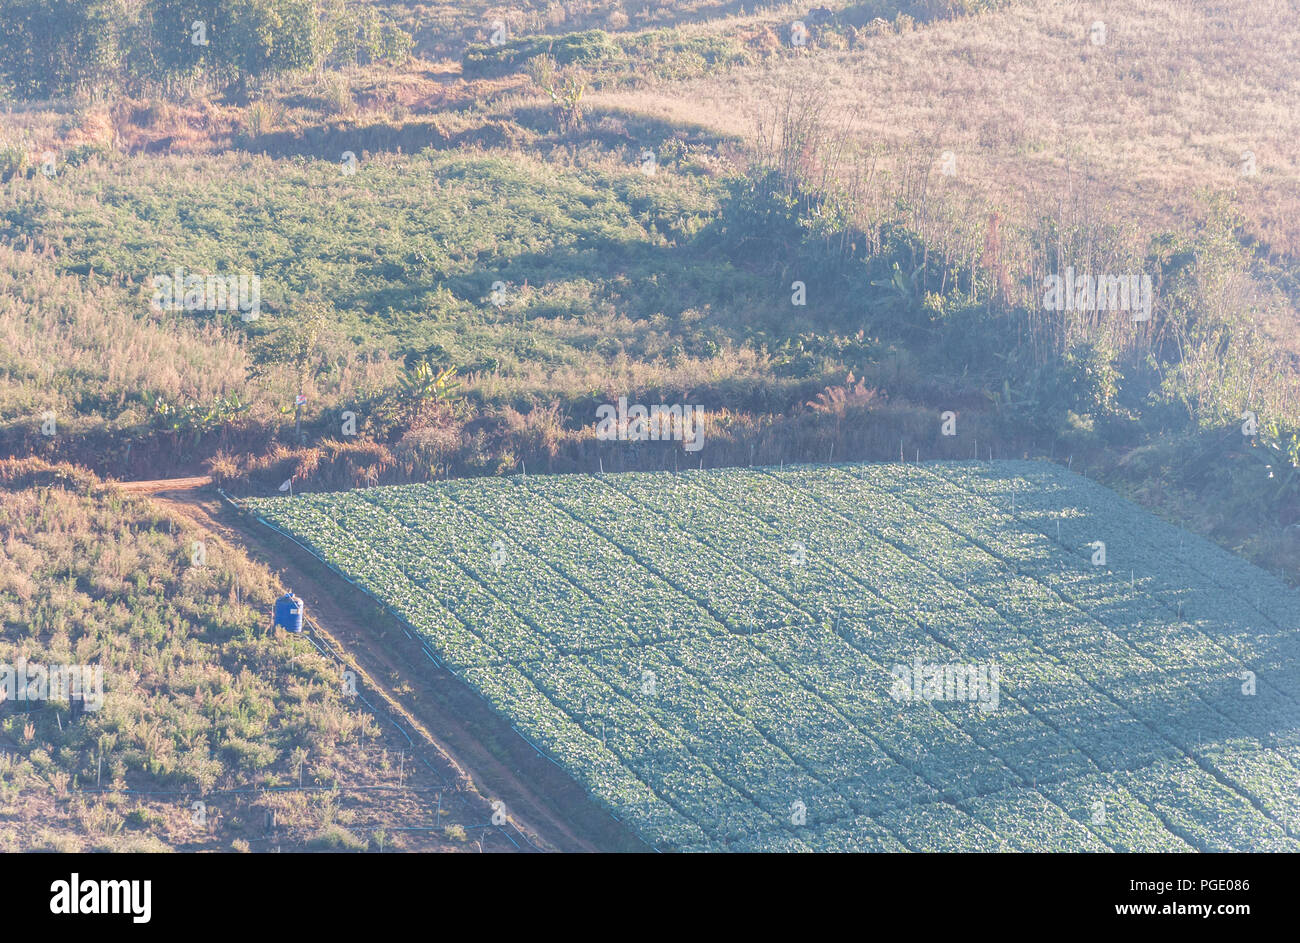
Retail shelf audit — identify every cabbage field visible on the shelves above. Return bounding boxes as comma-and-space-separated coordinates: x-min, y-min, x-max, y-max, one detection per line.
247, 461, 1300, 852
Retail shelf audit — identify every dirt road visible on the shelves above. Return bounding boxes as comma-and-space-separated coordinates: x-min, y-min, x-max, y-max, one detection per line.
115, 475, 212, 494
134, 479, 638, 853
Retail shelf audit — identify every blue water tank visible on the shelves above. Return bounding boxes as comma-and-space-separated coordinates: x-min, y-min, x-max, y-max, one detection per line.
274, 593, 304, 633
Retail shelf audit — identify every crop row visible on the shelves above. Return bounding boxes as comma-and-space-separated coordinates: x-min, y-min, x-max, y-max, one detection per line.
247, 462, 1300, 851
781, 463, 1300, 849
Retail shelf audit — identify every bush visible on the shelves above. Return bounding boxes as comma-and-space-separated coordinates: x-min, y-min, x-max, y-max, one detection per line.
65, 142, 110, 167
463, 29, 622, 79
307, 824, 365, 850
320, 1, 412, 67
996, 340, 1120, 440
0, 0, 123, 98
0, 142, 29, 182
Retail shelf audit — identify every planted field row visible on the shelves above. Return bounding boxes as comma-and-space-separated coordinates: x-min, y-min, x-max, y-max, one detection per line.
249, 461, 1300, 852
775, 463, 1300, 848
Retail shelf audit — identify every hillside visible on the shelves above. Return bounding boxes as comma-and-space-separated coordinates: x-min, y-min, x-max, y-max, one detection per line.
2, 0, 1296, 586
1, 0, 1298, 860
588, 0, 1300, 257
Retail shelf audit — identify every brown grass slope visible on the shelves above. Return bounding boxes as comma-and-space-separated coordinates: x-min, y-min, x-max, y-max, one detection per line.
591, 0, 1300, 258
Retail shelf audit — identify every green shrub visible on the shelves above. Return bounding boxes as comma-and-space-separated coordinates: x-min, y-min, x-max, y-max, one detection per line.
463, 29, 622, 79
124, 807, 164, 830
0, 142, 29, 181
221, 737, 278, 771
64, 142, 110, 167
307, 823, 365, 850
0, 0, 123, 98
995, 340, 1120, 440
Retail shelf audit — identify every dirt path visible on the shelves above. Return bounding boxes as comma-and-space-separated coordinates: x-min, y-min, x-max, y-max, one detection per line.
116, 475, 212, 494
137, 481, 633, 853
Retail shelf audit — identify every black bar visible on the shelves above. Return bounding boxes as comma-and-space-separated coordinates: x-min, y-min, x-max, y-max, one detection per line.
3, 852, 1282, 931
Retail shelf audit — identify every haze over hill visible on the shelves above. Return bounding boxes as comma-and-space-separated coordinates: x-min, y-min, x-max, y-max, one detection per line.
0, 0, 1298, 855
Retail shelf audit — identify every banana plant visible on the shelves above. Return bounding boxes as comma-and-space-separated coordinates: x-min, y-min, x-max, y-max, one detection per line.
867, 261, 927, 336
869, 262, 920, 309
143, 391, 250, 445
399, 359, 460, 419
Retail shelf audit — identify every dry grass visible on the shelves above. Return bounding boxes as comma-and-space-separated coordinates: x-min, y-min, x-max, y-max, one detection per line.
590, 0, 1300, 257
0, 245, 251, 429
0, 239, 400, 465
0, 464, 509, 851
